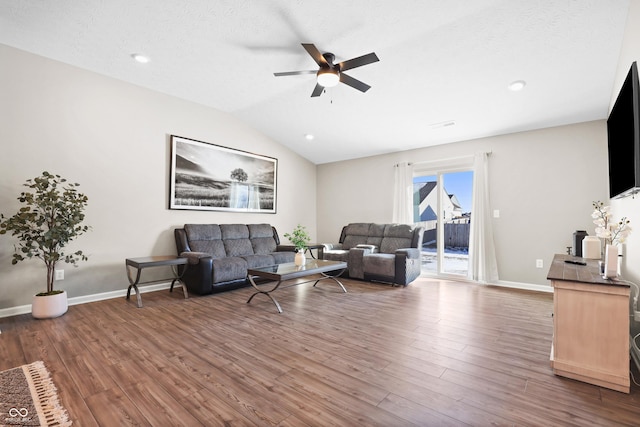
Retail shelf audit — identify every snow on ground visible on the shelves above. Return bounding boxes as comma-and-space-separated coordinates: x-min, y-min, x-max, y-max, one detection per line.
421, 247, 469, 275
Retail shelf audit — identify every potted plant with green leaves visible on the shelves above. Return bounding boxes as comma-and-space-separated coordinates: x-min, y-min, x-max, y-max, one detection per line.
0, 171, 90, 318
284, 224, 311, 266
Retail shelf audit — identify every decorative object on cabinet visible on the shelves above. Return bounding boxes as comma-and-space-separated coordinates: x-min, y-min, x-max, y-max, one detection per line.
591, 201, 631, 246
582, 236, 601, 259
572, 230, 587, 257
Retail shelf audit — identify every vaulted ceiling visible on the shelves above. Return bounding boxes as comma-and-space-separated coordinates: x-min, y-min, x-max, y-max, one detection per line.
0, 1, 631, 164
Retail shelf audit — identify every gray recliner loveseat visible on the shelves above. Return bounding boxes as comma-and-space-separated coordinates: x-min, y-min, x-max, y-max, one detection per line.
174, 223, 295, 295
320, 223, 425, 286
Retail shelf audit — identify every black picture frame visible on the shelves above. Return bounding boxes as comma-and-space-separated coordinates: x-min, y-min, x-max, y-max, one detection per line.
169, 135, 277, 213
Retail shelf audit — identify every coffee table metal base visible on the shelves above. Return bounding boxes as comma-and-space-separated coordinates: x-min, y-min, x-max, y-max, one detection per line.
246, 260, 347, 313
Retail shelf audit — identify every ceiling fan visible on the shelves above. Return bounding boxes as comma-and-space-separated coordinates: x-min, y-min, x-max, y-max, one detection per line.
274, 43, 379, 97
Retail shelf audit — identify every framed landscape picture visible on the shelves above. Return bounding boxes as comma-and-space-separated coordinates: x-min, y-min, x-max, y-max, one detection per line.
169, 135, 277, 213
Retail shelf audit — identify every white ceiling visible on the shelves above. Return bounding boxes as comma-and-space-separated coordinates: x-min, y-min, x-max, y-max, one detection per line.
0, 0, 631, 164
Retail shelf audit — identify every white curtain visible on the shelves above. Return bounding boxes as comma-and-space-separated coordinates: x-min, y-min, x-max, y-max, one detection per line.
392, 162, 414, 224
468, 152, 499, 283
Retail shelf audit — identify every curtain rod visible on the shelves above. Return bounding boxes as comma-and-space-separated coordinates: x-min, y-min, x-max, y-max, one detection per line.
393, 150, 492, 167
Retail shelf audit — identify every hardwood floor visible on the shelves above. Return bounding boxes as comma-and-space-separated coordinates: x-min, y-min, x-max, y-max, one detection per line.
2, 276, 640, 426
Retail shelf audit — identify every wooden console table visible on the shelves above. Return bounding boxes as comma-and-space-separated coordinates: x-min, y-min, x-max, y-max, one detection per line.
125, 256, 189, 308
547, 254, 630, 393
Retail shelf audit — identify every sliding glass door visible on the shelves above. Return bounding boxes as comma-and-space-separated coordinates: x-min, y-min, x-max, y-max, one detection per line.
413, 170, 473, 277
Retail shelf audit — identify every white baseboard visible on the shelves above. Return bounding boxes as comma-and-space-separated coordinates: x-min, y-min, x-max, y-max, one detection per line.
495, 280, 553, 293
420, 273, 553, 294
0, 282, 173, 319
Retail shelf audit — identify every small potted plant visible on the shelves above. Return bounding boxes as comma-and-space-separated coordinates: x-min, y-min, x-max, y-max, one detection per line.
284, 224, 311, 266
0, 171, 90, 318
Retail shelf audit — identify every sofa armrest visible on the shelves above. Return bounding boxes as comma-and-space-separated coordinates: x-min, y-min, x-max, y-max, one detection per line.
179, 251, 211, 264
395, 248, 420, 259
348, 247, 375, 279
276, 245, 296, 252
318, 243, 343, 259
323, 243, 343, 251
394, 248, 422, 286
178, 252, 213, 294
356, 244, 378, 253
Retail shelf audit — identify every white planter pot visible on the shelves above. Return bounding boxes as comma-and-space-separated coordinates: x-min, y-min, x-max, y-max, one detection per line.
31, 290, 68, 319
294, 251, 306, 266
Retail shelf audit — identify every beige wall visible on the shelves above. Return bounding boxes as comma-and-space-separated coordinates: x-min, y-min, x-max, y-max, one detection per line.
610, 0, 640, 284
0, 44, 316, 311
317, 120, 609, 288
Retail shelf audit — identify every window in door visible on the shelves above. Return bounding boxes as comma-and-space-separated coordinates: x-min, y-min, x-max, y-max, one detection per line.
413, 170, 473, 276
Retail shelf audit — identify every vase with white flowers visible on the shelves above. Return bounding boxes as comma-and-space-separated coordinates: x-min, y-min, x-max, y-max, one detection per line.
591, 201, 631, 276
591, 201, 632, 246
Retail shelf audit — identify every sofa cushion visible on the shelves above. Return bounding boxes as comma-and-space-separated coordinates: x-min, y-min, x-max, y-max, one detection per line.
380, 224, 414, 253
220, 224, 254, 256
212, 257, 248, 283
184, 224, 226, 258
272, 251, 295, 264
220, 224, 250, 239
224, 239, 254, 257
241, 254, 275, 269
251, 238, 277, 255
365, 223, 385, 247
248, 224, 274, 238
249, 224, 278, 255
342, 223, 372, 249
385, 223, 414, 238
362, 253, 396, 278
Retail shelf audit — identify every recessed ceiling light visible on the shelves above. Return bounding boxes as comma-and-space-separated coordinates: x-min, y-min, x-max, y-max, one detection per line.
131, 53, 150, 64
429, 120, 456, 129
508, 80, 526, 91
305, 134, 314, 140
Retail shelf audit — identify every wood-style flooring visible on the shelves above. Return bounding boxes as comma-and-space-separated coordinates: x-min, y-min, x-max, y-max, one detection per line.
1, 276, 640, 426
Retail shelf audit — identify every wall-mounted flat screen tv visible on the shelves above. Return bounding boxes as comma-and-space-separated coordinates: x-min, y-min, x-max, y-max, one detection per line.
607, 61, 640, 199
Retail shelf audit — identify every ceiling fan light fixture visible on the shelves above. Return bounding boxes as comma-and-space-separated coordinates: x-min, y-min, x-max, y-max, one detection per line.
317, 69, 340, 87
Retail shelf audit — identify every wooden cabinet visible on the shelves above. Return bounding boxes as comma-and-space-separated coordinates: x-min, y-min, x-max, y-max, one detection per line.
548, 254, 630, 393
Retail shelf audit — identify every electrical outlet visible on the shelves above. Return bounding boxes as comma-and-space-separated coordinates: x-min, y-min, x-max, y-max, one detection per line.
536, 259, 543, 269
55, 269, 64, 280
493, 209, 500, 218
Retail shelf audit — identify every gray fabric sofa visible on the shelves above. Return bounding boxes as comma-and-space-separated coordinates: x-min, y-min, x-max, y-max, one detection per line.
174, 223, 295, 295
320, 223, 425, 286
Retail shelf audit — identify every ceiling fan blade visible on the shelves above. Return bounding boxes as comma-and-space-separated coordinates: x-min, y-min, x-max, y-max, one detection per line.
274, 70, 317, 77
302, 43, 328, 66
311, 83, 324, 97
339, 52, 379, 72
340, 73, 371, 93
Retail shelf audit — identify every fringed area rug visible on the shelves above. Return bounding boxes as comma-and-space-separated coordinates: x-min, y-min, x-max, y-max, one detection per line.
0, 361, 71, 426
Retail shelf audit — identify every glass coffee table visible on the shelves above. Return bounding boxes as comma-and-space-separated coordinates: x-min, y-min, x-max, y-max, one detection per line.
246, 259, 347, 313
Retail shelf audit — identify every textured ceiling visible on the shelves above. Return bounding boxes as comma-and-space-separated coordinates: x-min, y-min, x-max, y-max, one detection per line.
0, 0, 631, 164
